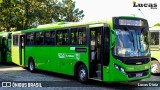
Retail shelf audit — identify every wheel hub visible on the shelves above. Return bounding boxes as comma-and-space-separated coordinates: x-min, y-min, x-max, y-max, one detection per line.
79, 69, 86, 81
30, 62, 34, 71
151, 64, 158, 73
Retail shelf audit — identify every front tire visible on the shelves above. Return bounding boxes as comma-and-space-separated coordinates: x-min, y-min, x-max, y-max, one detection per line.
28, 59, 36, 73
78, 64, 88, 83
151, 60, 160, 74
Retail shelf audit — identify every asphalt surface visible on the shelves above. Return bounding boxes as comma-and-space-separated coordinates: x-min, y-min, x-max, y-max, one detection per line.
0, 63, 160, 90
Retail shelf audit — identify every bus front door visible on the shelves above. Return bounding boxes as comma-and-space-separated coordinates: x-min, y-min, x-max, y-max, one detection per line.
90, 27, 102, 80
19, 35, 25, 66
89, 25, 110, 80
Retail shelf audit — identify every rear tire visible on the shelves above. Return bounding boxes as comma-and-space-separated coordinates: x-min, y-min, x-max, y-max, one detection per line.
28, 59, 36, 73
151, 60, 160, 74
78, 64, 88, 83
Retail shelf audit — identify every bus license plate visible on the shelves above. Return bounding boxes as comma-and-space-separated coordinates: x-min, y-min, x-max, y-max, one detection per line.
136, 73, 143, 77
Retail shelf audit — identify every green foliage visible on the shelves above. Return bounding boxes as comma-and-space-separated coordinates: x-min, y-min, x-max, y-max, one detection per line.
0, 0, 84, 31
154, 23, 160, 26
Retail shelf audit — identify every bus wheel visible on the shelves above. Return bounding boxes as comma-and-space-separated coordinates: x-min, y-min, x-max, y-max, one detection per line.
78, 64, 88, 83
28, 59, 36, 73
151, 60, 160, 74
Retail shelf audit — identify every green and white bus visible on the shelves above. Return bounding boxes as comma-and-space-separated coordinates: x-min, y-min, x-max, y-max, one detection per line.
0, 32, 12, 63
150, 26, 160, 74
11, 16, 151, 83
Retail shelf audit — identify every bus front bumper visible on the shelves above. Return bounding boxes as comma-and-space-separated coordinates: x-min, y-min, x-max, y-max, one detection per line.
104, 63, 151, 82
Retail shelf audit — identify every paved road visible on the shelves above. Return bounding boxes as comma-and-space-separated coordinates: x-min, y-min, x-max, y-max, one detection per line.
0, 63, 160, 90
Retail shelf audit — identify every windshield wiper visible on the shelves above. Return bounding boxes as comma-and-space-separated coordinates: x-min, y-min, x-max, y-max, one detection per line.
137, 30, 141, 52
124, 27, 135, 50
139, 27, 149, 52
130, 31, 135, 51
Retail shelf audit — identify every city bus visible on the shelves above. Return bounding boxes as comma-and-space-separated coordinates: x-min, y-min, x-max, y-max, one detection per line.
150, 26, 160, 74
0, 32, 12, 63
11, 16, 151, 83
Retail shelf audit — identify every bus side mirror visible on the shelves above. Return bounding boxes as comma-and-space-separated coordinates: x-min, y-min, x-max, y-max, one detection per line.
111, 29, 116, 48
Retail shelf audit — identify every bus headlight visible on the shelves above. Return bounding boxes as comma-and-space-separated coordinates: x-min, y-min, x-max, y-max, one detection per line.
114, 64, 126, 74
114, 64, 119, 70
120, 67, 125, 73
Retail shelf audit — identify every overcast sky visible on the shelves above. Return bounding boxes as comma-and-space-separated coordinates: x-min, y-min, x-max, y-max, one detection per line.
75, 0, 160, 27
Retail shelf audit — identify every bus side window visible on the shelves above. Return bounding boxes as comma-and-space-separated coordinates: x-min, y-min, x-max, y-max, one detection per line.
13, 35, 18, 46
79, 27, 86, 45
56, 30, 69, 45
70, 27, 86, 45
26, 33, 34, 45
71, 28, 78, 45
7, 33, 12, 52
8, 39, 11, 52
35, 31, 44, 45
151, 32, 159, 45
45, 31, 55, 45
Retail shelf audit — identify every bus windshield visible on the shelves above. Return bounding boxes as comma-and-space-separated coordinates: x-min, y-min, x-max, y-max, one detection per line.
114, 29, 150, 57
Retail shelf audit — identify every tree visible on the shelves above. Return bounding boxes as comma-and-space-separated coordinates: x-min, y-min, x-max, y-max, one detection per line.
55, 0, 84, 22
0, 0, 84, 32
154, 23, 160, 26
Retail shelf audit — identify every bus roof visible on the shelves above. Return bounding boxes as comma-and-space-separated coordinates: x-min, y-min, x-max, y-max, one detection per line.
36, 20, 109, 29
16, 20, 111, 33
12, 16, 147, 34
